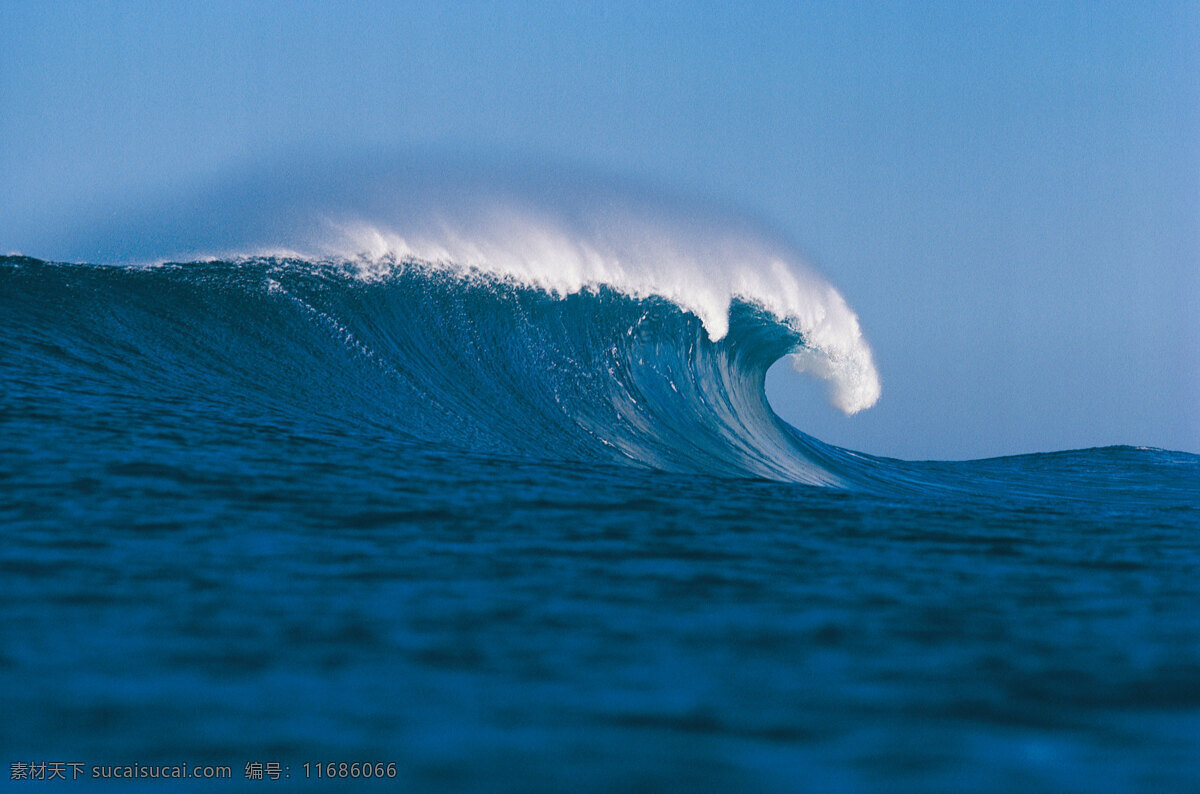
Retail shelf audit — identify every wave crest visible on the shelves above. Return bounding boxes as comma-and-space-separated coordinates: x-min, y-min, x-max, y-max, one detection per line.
43, 160, 881, 416
317, 201, 881, 416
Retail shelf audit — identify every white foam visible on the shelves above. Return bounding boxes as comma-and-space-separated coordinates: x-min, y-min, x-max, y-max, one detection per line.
297, 193, 881, 415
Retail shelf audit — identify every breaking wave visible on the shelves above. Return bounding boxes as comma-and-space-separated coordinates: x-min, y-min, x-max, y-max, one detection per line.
1, 253, 876, 485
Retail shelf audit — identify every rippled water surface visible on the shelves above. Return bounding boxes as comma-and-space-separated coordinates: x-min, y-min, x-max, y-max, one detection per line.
3, 256, 1198, 792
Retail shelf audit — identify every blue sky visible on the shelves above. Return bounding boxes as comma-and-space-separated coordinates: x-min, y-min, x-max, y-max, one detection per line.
2, 0, 1196, 459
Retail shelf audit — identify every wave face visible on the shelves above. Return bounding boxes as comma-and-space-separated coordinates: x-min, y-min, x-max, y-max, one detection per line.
1, 254, 876, 486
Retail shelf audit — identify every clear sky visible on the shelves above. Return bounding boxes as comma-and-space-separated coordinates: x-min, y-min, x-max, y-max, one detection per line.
2, 0, 1196, 460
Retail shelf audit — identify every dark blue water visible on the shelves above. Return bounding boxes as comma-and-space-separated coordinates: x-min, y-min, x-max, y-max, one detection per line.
3, 256, 1198, 792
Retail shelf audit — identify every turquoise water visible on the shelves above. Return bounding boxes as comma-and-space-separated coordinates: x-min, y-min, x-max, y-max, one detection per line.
3, 256, 1198, 792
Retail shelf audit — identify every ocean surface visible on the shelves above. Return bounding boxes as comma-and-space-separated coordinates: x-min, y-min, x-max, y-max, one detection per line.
2, 253, 1198, 792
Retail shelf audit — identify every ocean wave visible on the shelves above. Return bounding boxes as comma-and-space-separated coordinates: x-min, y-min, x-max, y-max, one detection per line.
37, 160, 881, 417
2, 255, 865, 485
7, 249, 1196, 501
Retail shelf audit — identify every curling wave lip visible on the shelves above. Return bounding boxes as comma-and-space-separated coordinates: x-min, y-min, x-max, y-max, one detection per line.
52, 158, 881, 417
